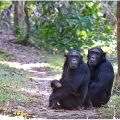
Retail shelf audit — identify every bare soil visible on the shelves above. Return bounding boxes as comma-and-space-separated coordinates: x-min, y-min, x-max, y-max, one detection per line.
0, 38, 105, 119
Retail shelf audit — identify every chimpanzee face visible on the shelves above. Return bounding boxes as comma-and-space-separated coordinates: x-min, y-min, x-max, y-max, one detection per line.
88, 47, 106, 67
51, 80, 61, 89
65, 50, 82, 69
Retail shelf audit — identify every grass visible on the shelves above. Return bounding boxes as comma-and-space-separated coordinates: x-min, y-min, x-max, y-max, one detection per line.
0, 49, 31, 103
0, 48, 16, 61
0, 65, 30, 103
41, 54, 65, 75
95, 95, 120, 119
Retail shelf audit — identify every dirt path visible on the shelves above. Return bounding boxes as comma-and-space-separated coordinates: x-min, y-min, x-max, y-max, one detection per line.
0, 39, 102, 119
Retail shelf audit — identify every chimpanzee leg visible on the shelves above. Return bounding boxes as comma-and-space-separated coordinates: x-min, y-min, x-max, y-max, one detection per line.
90, 90, 109, 107
82, 90, 101, 109
83, 89, 109, 109
58, 95, 78, 110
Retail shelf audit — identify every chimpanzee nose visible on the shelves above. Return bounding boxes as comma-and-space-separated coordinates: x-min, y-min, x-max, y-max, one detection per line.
72, 59, 77, 65
72, 59, 77, 63
72, 59, 76, 61
91, 56, 95, 59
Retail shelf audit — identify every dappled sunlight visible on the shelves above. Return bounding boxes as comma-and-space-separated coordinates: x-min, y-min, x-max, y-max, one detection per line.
0, 59, 60, 98
30, 74, 61, 81
30, 76, 53, 81
28, 70, 46, 74
0, 115, 25, 120
113, 65, 118, 73
0, 61, 49, 72
21, 87, 50, 96
0, 60, 61, 81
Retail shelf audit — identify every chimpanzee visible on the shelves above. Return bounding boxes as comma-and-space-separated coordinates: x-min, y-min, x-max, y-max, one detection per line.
49, 50, 90, 110
51, 79, 62, 90
49, 80, 62, 107
82, 47, 114, 110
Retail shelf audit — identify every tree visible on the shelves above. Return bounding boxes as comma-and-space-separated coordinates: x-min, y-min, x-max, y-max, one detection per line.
116, 1, 120, 88
13, 1, 24, 35
22, 1, 30, 45
13, 1, 30, 45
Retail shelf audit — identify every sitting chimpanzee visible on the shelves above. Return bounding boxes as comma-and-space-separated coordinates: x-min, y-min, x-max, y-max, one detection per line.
49, 50, 90, 110
49, 80, 62, 107
82, 47, 114, 110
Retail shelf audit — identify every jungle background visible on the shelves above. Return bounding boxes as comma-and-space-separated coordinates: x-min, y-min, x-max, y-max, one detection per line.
0, 1, 119, 119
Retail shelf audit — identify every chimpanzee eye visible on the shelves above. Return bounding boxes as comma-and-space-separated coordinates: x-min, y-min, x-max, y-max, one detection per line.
69, 54, 80, 58
90, 51, 100, 56
96, 52, 101, 56
69, 55, 74, 57
76, 55, 80, 58
89, 51, 93, 56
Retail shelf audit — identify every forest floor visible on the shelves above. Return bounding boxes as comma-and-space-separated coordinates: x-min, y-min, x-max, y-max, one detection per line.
0, 36, 114, 119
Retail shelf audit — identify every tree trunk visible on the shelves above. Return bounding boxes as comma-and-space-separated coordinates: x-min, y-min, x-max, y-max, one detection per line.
22, 1, 30, 45
116, 1, 120, 88
13, 1, 24, 35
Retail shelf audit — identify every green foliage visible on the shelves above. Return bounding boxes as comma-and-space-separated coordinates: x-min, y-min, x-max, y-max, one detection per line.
21, 1, 116, 54
16, 26, 26, 42
0, 1, 11, 12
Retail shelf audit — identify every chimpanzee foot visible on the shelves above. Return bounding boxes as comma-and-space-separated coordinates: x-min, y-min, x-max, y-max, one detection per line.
77, 106, 85, 110
85, 105, 93, 110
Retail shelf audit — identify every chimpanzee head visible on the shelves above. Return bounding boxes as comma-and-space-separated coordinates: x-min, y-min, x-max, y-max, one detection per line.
51, 79, 61, 89
64, 50, 83, 69
88, 47, 106, 67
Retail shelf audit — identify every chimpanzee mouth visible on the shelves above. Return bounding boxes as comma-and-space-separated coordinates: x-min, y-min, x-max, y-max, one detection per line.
89, 61, 96, 66
70, 65, 77, 69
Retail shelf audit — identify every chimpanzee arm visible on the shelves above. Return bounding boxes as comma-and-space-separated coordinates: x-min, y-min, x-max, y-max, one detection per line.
76, 79, 90, 109
69, 62, 90, 92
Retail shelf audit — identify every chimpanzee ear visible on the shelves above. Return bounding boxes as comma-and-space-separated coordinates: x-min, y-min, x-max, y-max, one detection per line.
87, 49, 90, 58
64, 54, 67, 57
88, 49, 90, 53
79, 55, 83, 63
81, 55, 83, 59
103, 52, 106, 57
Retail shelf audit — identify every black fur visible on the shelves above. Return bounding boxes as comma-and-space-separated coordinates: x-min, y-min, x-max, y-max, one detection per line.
49, 50, 90, 110
82, 47, 114, 109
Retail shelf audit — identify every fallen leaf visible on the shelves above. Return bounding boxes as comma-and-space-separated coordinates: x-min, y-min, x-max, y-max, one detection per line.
36, 90, 40, 93
0, 109, 4, 114
15, 110, 27, 117
29, 77, 33, 82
